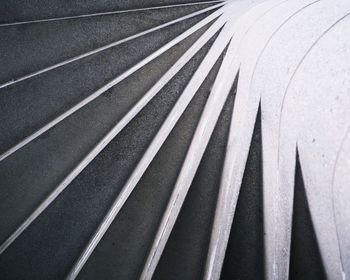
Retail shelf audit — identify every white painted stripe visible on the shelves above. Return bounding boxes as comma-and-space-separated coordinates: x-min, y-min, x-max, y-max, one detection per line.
0, 1, 224, 27
0, 5, 225, 163
0, 8, 228, 256
66, 11, 235, 280
0, 2, 224, 90
140, 6, 249, 278
203, 0, 322, 279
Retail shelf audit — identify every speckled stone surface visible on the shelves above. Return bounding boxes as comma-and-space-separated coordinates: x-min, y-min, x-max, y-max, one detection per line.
0, 8, 217, 277
0, 1, 332, 279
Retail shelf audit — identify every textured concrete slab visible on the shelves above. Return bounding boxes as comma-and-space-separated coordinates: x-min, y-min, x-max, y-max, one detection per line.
0, 22, 210, 250
0, 28, 215, 280
0, 1, 349, 279
0, 0, 221, 23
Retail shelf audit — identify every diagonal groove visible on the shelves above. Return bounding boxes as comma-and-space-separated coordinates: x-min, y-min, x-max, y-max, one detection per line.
0, 9, 229, 257
140, 16, 240, 280
219, 107, 263, 280
0, 0, 348, 279
65, 13, 234, 280
75, 42, 225, 280
0, 1, 225, 27
153, 61, 234, 279
0, 2, 224, 90
0, 5, 226, 163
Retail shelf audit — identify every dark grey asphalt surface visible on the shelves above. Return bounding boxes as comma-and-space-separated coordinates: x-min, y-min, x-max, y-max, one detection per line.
289, 156, 326, 280
0, 11, 211, 249
0, 1, 221, 23
0, 9, 218, 277
0, 4, 214, 83
78, 38, 221, 280
154, 56, 233, 280
0, 1, 326, 279
0, 8, 212, 152
220, 108, 264, 280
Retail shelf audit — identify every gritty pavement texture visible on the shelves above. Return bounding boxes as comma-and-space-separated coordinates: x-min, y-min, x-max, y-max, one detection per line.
0, 10, 217, 278
0, 13, 211, 248
0, 0, 219, 23
0, 1, 326, 279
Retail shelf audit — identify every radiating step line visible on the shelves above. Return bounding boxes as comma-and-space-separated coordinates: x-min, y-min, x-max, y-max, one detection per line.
65, 11, 235, 280
140, 2, 273, 278
0, 5, 226, 164
0, 2, 224, 90
0, 1, 224, 27
139, 16, 241, 280
0, 8, 228, 257
202, 0, 303, 278
202, 93, 247, 280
